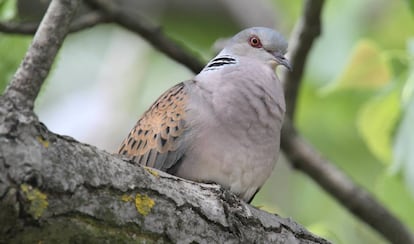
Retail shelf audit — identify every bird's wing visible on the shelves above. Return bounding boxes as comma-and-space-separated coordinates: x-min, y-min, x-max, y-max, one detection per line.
118, 82, 189, 172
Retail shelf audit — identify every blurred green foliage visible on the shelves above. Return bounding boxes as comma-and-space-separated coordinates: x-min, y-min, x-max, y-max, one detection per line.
263, 0, 414, 243
0, 34, 31, 91
0, 0, 16, 20
407, 0, 414, 15
1, 0, 414, 243
0, 0, 29, 91
292, 1, 414, 242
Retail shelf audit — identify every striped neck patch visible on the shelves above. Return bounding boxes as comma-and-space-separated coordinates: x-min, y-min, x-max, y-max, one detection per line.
203, 55, 237, 71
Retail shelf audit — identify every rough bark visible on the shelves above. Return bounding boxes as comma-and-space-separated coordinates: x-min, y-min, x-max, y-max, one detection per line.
0, 97, 329, 244
1, 0, 411, 243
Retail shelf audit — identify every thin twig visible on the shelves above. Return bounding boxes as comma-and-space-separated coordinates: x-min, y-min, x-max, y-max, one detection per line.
281, 0, 324, 119
85, 0, 204, 73
69, 11, 112, 33
0, 21, 39, 34
3, 0, 81, 110
0, 11, 111, 35
83, 0, 414, 243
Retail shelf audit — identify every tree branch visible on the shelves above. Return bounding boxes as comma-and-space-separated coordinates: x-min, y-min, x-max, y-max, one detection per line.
0, 11, 111, 35
281, 0, 324, 119
3, 0, 81, 110
85, 0, 204, 74
69, 11, 112, 33
82, 1, 414, 243
0, 101, 329, 243
0, 0, 411, 242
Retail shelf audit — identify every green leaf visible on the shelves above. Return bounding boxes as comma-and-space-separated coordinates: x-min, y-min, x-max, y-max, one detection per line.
323, 39, 391, 92
392, 81, 414, 197
357, 86, 401, 165
388, 51, 410, 78
392, 40, 414, 197
401, 68, 414, 107
406, 0, 414, 15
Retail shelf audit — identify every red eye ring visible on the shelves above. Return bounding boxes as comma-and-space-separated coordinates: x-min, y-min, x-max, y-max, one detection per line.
249, 35, 262, 48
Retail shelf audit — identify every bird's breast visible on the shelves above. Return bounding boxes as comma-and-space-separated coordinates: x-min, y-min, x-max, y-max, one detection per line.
177, 65, 285, 201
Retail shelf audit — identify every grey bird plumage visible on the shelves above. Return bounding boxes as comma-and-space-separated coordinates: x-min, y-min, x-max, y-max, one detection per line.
118, 27, 290, 203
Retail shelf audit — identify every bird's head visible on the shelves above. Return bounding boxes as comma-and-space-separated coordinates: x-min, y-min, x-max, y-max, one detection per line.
224, 27, 291, 71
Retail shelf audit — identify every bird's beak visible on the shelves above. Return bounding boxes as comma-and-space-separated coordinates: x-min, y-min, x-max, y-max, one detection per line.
272, 52, 292, 71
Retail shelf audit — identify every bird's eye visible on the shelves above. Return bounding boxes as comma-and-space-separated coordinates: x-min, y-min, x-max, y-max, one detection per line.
249, 35, 262, 48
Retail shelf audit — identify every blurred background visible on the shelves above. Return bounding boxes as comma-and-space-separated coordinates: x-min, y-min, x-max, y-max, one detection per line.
1, 0, 414, 243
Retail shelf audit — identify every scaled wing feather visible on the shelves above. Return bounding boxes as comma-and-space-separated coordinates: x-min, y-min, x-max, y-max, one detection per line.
118, 82, 188, 172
